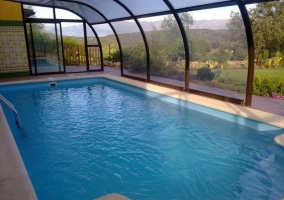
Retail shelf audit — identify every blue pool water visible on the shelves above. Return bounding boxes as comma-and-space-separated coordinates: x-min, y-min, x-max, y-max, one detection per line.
1, 78, 284, 200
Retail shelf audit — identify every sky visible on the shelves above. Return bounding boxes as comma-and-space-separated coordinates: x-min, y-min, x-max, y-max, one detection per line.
140, 4, 256, 22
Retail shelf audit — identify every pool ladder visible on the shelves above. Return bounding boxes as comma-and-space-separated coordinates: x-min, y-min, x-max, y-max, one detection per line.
0, 94, 23, 132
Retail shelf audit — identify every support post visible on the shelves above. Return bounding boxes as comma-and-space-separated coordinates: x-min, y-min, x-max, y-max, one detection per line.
113, 0, 150, 81
237, 0, 255, 106
163, 0, 190, 90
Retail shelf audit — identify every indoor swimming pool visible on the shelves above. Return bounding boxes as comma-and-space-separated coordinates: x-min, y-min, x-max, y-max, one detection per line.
1, 77, 284, 200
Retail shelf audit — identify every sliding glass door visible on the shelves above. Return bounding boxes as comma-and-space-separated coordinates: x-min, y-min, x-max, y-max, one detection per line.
26, 22, 64, 74
61, 22, 87, 73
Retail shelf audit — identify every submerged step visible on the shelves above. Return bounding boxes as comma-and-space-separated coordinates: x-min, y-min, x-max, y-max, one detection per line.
95, 193, 130, 200
274, 134, 284, 147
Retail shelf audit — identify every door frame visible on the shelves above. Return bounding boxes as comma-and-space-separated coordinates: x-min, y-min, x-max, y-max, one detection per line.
23, 18, 103, 75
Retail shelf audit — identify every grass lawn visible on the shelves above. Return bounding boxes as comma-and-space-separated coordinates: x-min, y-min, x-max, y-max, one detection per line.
219, 68, 247, 82
189, 67, 284, 94
254, 67, 284, 77
218, 67, 284, 82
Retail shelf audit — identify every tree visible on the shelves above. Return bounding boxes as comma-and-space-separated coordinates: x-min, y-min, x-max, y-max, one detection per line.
161, 12, 193, 33
249, 0, 284, 67
226, 11, 247, 61
161, 12, 194, 62
28, 23, 50, 44
190, 35, 211, 62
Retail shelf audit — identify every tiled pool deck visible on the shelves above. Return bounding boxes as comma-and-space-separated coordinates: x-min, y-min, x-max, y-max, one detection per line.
0, 67, 284, 200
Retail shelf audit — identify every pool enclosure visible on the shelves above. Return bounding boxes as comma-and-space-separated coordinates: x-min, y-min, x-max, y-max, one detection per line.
8, 0, 275, 106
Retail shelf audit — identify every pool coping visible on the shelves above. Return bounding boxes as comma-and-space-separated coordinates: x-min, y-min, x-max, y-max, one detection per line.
0, 73, 283, 200
0, 106, 37, 200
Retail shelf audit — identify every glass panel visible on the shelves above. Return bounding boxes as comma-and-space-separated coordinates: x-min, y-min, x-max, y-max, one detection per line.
169, 0, 230, 9
51, 1, 105, 24
86, 24, 101, 70
56, 23, 64, 72
28, 5, 54, 19
139, 15, 185, 87
55, 8, 81, 20
86, 24, 98, 45
187, 6, 247, 101
26, 23, 35, 74
88, 47, 101, 70
112, 20, 147, 80
120, 0, 168, 15
66, 0, 130, 20
32, 23, 61, 73
92, 24, 120, 73
61, 22, 87, 73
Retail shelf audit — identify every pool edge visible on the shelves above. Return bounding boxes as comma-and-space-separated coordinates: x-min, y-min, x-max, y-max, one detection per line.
101, 74, 284, 130
1, 73, 283, 129
0, 105, 38, 200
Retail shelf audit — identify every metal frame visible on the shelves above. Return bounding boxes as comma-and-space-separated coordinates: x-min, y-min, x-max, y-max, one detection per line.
113, 0, 149, 81
53, 4, 105, 71
27, 22, 37, 74
22, 2, 105, 74
13, 0, 270, 106
24, 19, 84, 75
58, 22, 66, 72
55, 0, 124, 74
163, 0, 190, 90
237, 0, 255, 106
82, 22, 88, 71
53, 5, 63, 72
11, 0, 275, 23
57, 1, 104, 71
21, 5, 34, 75
51, 0, 124, 73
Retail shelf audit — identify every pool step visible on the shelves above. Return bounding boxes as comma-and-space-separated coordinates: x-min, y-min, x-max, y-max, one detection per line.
95, 193, 130, 200
274, 134, 284, 147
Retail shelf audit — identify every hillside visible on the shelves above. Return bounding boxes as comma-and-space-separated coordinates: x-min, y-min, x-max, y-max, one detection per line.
46, 19, 228, 37
99, 29, 227, 47
62, 28, 227, 49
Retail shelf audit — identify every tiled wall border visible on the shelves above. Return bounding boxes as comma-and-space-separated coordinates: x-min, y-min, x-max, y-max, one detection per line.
0, 20, 29, 76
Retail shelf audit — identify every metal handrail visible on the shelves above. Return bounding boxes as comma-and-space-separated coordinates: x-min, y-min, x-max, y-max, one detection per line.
0, 94, 23, 131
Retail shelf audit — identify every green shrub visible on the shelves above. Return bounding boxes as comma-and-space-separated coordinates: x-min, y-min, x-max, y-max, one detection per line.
150, 56, 165, 76
211, 67, 222, 79
128, 56, 146, 73
111, 50, 120, 62
159, 63, 179, 77
196, 67, 213, 81
253, 75, 284, 96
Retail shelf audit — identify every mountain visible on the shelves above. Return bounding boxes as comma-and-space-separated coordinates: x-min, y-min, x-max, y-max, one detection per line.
191, 19, 228, 29
45, 19, 228, 37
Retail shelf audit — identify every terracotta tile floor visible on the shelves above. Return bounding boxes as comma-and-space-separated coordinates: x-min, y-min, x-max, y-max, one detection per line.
1, 66, 284, 117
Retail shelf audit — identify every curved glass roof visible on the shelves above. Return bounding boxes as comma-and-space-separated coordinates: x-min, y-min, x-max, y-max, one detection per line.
52, 1, 106, 24
10, 0, 274, 25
